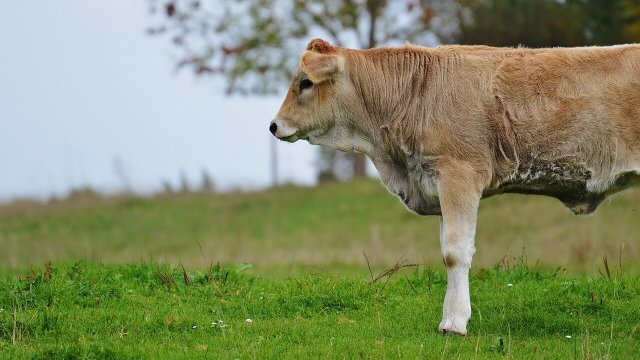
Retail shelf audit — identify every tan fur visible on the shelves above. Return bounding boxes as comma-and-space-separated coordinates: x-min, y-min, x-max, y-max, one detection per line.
301, 51, 344, 83
272, 39, 640, 335
277, 40, 640, 210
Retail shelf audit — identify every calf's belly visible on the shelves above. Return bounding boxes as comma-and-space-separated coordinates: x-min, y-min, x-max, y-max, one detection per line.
486, 161, 639, 214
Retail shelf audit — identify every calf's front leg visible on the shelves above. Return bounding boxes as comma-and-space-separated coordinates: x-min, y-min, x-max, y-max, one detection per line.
434, 162, 482, 335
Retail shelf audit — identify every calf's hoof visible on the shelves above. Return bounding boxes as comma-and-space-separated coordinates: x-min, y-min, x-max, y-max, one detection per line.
438, 317, 468, 336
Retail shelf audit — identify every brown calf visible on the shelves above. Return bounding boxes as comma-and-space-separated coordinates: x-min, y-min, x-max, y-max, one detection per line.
270, 39, 640, 335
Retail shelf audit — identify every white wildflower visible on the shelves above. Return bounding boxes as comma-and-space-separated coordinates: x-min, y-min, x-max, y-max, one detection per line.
565, 335, 572, 339
507, 283, 513, 287
192, 325, 197, 329
220, 324, 228, 328
211, 321, 218, 327
245, 318, 253, 323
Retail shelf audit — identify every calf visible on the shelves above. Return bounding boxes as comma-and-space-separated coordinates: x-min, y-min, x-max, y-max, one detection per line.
270, 39, 640, 335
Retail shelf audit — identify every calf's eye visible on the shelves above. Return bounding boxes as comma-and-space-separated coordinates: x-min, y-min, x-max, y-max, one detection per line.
299, 79, 313, 92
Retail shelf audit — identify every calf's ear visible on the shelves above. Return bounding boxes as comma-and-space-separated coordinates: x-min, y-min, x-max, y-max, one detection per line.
300, 51, 343, 84
306, 38, 335, 53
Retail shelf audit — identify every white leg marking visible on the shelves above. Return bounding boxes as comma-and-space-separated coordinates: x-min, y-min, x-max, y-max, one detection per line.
437, 190, 479, 336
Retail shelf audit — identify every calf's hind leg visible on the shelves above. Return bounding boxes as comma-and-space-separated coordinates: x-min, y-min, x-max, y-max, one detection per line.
433, 160, 483, 335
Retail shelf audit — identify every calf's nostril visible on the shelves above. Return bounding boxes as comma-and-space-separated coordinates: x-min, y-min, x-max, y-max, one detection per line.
269, 122, 278, 135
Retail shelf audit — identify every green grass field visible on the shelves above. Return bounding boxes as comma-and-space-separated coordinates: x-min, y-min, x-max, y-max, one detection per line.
1, 262, 639, 358
1, 179, 639, 275
1, 179, 639, 358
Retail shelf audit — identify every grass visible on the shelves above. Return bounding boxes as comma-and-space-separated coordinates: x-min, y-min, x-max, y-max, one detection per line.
1, 261, 639, 359
1, 179, 639, 275
0, 179, 639, 357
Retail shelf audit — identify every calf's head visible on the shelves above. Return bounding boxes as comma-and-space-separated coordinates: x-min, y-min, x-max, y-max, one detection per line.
270, 39, 440, 216
270, 39, 364, 152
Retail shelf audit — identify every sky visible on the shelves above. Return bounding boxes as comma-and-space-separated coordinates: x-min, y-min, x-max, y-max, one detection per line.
0, 0, 329, 201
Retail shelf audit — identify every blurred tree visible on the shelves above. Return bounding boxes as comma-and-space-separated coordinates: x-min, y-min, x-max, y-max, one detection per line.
179, 171, 191, 194
200, 169, 216, 193
621, 1, 640, 41
451, 0, 640, 47
161, 179, 175, 195
147, 0, 454, 181
577, 0, 640, 44
316, 146, 355, 183
451, 0, 587, 47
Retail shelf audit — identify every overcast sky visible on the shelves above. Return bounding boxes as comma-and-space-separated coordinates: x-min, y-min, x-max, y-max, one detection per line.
0, 0, 326, 201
